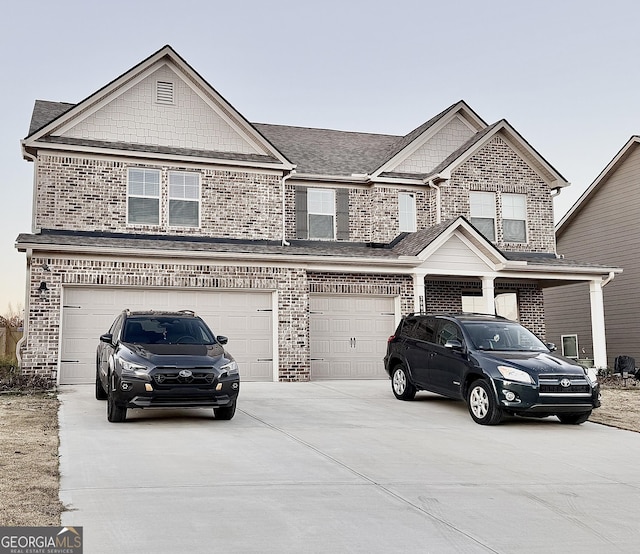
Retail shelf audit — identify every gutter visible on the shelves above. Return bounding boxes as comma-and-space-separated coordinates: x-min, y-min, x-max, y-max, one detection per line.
602, 271, 616, 288
424, 171, 450, 224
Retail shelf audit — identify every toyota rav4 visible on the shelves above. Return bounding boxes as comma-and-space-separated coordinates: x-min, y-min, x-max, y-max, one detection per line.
96, 310, 240, 422
384, 313, 600, 425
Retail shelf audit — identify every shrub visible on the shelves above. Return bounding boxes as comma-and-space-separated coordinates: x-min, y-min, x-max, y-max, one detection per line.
0, 357, 54, 392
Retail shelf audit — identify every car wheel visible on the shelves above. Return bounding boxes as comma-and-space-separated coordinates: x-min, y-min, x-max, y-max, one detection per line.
557, 411, 591, 425
214, 400, 236, 420
391, 364, 416, 400
467, 379, 503, 425
107, 376, 127, 423
95, 366, 107, 400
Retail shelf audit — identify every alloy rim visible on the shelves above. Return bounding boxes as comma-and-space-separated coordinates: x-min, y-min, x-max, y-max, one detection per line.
470, 386, 488, 418
393, 369, 406, 394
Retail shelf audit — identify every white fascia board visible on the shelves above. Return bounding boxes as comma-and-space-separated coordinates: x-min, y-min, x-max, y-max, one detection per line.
556, 136, 640, 232
17, 242, 419, 271
24, 140, 292, 172
290, 173, 371, 185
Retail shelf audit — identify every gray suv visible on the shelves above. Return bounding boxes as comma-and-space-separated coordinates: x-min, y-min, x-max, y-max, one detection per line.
384, 313, 600, 425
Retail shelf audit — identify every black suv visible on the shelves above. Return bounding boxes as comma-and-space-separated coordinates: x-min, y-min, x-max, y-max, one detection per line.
96, 310, 240, 423
384, 313, 600, 425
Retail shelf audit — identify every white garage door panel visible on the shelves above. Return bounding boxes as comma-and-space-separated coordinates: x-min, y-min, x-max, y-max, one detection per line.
60, 287, 273, 384
310, 295, 396, 380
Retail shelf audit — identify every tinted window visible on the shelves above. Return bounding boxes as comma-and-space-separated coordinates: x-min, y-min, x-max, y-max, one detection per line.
436, 321, 463, 346
413, 318, 436, 343
122, 316, 216, 345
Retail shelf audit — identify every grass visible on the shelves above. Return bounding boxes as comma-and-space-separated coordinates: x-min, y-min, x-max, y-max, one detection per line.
0, 358, 62, 526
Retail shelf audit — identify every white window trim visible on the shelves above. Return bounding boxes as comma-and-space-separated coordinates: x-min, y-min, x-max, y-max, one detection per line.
561, 334, 579, 359
469, 191, 496, 241
126, 168, 161, 226
502, 193, 528, 243
399, 192, 417, 233
168, 171, 201, 229
307, 188, 336, 240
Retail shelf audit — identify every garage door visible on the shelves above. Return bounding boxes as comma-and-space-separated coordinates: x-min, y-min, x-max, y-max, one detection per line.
309, 295, 397, 379
60, 287, 274, 384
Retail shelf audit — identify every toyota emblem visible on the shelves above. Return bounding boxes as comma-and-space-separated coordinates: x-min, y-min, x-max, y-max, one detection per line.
179, 370, 193, 378
560, 378, 572, 388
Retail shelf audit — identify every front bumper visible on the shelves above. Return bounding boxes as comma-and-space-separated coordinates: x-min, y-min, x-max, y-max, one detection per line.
494, 378, 600, 415
113, 374, 239, 409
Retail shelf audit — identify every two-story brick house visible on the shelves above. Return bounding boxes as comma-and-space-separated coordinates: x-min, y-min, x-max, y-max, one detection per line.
16, 45, 620, 384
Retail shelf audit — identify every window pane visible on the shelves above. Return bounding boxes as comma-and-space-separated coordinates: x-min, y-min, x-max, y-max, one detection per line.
308, 189, 335, 215
470, 217, 495, 241
503, 219, 526, 242
399, 192, 416, 232
309, 213, 334, 239
169, 200, 199, 227
128, 197, 159, 225
502, 193, 526, 219
469, 191, 495, 218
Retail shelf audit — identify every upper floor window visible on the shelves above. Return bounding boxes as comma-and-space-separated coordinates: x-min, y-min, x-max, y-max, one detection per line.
398, 192, 417, 232
469, 191, 496, 241
169, 172, 200, 228
308, 188, 336, 240
128, 168, 160, 225
502, 193, 527, 242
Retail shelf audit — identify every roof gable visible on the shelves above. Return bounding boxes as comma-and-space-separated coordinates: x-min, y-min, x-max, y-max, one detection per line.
556, 136, 640, 234
371, 101, 486, 178
23, 46, 292, 168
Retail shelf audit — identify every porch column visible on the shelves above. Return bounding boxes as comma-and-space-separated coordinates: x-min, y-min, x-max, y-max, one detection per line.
589, 279, 608, 369
413, 273, 426, 313
481, 277, 495, 315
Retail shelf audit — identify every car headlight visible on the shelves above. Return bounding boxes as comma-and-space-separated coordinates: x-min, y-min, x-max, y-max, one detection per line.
585, 367, 598, 385
120, 359, 150, 378
220, 360, 239, 376
497, 365, 534, 384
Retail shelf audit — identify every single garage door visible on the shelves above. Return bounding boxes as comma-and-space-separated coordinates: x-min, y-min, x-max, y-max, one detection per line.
309, 295, 397, 379
60, 287, 274, 384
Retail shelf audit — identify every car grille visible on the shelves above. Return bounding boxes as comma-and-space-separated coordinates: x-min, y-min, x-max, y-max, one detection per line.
152, 368, 216, 387
538, 375, 592, 395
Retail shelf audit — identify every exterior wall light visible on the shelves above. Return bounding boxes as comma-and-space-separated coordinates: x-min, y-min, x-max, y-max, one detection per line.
38, 281, 49, 299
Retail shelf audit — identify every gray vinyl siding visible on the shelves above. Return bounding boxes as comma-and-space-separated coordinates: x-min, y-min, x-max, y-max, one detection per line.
545, 145, 640, 368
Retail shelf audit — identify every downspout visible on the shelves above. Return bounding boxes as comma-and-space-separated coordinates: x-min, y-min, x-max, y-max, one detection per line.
281, 169, 295, 246
15, 248, 32, 365
425, 171, 450, 225
602, 271, 615, 288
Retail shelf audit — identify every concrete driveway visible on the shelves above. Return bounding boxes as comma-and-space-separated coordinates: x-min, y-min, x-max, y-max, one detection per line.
59, 381, 640, 553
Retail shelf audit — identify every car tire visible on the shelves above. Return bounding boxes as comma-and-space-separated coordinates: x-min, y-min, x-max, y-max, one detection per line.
214, 400, 236, 420
95, 366, 108, 400
107, 376, 127, 423
557, 411, 591, 425
467, 379, 503, 425
391, 364, 416, 400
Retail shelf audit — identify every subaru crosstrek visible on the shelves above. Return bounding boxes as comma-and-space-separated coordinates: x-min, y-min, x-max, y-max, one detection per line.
384, 313, 600, 425
96, 310, 240, 423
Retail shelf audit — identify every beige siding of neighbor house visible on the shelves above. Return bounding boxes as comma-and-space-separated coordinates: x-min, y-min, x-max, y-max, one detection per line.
545, 146, 640, 367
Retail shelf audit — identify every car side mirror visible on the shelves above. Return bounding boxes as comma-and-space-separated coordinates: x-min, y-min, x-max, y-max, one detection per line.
546, 342, 557, 352
445, 339, 463, 351
100, 333, 114, 345
216, 335, 229, 345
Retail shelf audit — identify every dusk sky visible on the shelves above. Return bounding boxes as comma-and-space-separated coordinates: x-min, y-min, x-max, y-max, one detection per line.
2, 0, 639, 314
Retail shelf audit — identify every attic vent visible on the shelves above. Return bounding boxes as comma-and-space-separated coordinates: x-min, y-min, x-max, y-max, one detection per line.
155, 80, 174, 105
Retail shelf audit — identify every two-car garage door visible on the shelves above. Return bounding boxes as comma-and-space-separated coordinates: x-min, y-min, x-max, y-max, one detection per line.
60, 287, 274, 384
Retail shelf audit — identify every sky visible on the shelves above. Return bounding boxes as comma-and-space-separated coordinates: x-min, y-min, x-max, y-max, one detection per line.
2, 0, 640, 316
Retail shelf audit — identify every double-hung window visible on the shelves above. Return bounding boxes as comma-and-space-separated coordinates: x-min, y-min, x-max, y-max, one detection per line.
502, 193, 527, 242
398, 192, 417, 232
128, 168, 160, 225
169, 171, 200, 227
308, 188, 335, 240
469, 191, 496, 241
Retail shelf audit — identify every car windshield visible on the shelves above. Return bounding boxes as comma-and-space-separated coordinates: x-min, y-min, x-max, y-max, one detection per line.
463, 321, 548, 352
122, 316, 216, 345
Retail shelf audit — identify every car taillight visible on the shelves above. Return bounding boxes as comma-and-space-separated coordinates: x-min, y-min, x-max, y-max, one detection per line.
387, 335, 396, 344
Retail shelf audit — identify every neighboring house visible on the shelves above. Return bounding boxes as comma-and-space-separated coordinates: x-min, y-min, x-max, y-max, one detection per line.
546, 137, 640, 369
16, 45, 621, 384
